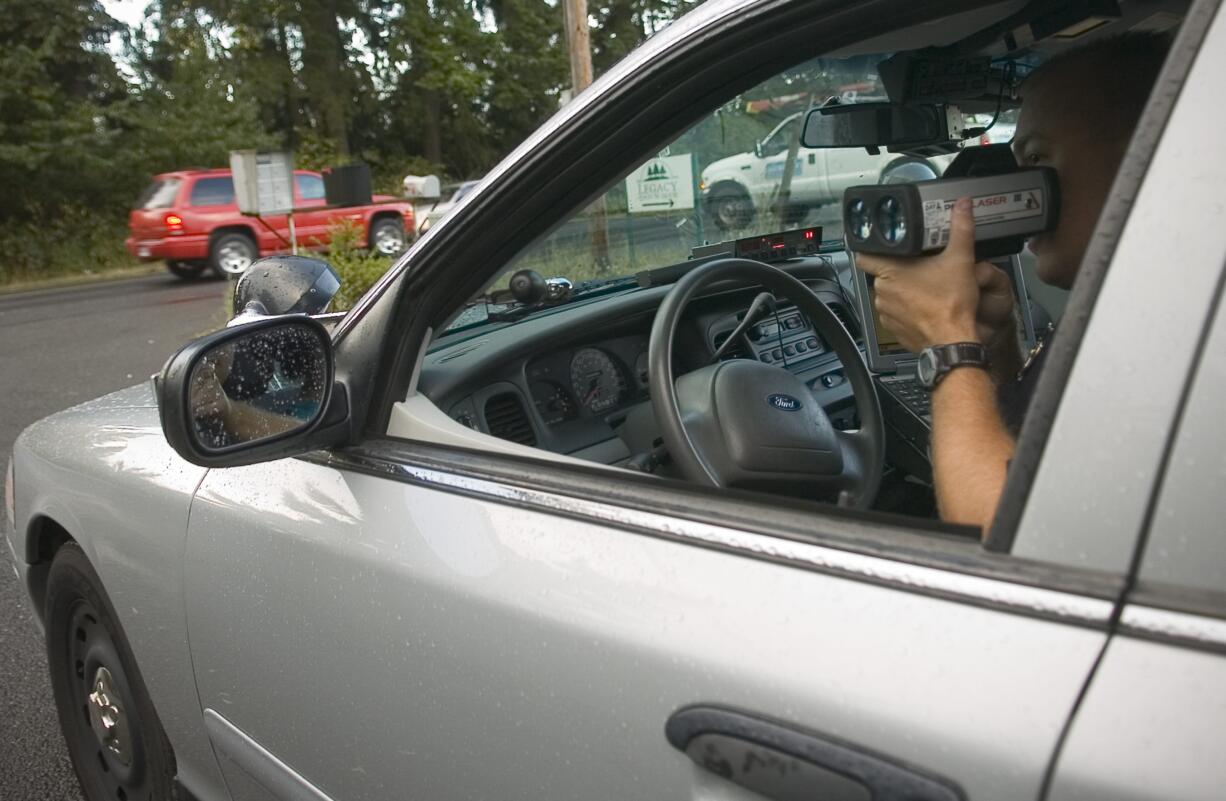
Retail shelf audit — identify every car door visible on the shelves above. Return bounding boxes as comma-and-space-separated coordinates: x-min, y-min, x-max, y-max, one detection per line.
291, 172, 334, 249
185, 445, 1117, 801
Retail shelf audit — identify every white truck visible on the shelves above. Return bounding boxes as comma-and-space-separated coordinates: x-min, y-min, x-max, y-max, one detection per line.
700, 112, 957, 230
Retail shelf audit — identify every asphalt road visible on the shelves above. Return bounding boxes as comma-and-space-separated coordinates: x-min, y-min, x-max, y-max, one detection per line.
0, 271, 229, 800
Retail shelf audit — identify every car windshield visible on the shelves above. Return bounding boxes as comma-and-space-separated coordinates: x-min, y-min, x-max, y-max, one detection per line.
136, 179, 182, 210
447, 52, 985, 332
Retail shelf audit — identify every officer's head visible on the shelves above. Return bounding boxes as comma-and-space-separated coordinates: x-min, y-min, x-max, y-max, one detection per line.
1013, 32, 1169, 288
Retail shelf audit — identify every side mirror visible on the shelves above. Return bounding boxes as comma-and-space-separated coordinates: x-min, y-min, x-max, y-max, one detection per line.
753, 141, 765, 159
155, 316, 349, 467
801, 102, 950, 149
233, 255, 340, 319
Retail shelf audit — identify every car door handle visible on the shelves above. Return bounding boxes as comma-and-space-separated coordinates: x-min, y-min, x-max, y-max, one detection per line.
665, 705, 965, 801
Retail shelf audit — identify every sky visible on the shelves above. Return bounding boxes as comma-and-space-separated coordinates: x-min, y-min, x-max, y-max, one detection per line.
102, 0, 148, 28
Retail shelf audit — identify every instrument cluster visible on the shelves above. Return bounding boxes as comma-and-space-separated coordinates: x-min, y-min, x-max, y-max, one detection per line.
526, 336, 650, 425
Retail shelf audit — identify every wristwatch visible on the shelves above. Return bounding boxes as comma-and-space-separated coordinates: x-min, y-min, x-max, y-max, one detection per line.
916, 342, 990, 389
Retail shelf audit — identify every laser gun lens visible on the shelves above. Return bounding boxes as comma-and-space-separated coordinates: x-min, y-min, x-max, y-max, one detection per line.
876, 196, 907, 245
847, 198, 871, 241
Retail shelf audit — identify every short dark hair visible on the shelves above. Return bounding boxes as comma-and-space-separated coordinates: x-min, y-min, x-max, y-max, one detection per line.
1024, 30, 1172, 135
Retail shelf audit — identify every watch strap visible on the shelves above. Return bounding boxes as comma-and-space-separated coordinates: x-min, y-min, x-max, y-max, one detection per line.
922, 342, 990, 389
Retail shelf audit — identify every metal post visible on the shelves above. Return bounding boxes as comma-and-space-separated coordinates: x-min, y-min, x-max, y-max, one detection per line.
626, 207, 637, 271
691, 151, 705, 247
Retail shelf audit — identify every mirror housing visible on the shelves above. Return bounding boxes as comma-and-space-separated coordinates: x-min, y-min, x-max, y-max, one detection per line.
753, 140, 764, 158
801, 102, 955, 150
155, 316, 350, 468
233, 255, 340, 319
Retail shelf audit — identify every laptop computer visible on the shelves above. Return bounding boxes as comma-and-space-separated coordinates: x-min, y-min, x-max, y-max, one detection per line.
848, 252, 1038, 476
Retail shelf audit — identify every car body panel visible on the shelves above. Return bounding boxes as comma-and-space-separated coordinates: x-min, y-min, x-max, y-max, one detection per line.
185, 452, 1107, 801
7, 381, 228, 801
1047, 634, 1226, 800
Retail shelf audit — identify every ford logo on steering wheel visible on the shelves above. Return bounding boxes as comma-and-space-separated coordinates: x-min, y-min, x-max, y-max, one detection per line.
767, 394, 802, 411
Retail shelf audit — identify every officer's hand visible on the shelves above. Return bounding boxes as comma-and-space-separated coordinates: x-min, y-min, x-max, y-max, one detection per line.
975, 260, 1017, 349
857, 196, 985, 353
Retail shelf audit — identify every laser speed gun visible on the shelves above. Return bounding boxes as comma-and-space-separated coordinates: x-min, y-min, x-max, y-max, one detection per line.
842, 168, 1060, 259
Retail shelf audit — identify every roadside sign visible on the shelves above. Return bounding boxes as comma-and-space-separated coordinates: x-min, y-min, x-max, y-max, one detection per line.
230, 150, 294, 216
626, 154, 694, 213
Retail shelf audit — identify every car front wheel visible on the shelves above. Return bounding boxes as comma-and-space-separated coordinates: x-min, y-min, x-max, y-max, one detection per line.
210, 232, 257, 279
45, 543, 177, 801
708, 185, 754, 231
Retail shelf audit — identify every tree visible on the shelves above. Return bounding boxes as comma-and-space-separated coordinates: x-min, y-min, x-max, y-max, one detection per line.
0, 0, 124, 219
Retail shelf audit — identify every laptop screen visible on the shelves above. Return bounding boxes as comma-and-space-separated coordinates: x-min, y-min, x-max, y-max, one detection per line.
850, 253, 1037, 374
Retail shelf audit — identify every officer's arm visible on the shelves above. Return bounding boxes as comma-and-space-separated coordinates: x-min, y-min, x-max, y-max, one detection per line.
929, 367, 1016, 534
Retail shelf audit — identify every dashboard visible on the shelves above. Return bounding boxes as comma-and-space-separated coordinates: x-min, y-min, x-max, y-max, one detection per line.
420, 255, 864, 470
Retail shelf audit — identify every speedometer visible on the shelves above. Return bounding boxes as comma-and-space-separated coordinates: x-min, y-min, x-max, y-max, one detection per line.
569, 348, 627, 414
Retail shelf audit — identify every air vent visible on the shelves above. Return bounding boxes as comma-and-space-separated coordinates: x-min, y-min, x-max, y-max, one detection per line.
828, 303, 858, 338
484, 393, 537, 446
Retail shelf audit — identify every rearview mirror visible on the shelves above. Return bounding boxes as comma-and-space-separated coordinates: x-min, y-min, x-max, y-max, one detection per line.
801, 103, 949, 149
156, 316, 349, 467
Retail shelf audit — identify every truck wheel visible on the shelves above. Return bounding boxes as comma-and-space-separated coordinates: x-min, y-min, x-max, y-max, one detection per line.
165, 260, 207, 280
709, 186, 754, 231
369, 217, 407, 256
879, 158, 940, 185
210, 232, 257, 279
45, 543, 177, 801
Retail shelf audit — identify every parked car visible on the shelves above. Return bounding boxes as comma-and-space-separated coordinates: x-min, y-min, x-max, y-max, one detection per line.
126, 168, 416, 279
7, 1, 1225, 801
413, 179, 481, 235
700, 112, 957, 230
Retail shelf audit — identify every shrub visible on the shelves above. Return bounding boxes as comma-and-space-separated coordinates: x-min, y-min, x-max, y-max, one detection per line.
0, 209, 135, 285
324, 220, 396, 312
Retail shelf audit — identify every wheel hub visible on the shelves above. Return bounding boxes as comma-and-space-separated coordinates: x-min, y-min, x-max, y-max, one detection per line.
87, 666, 133, 766
375, 227, 404, 254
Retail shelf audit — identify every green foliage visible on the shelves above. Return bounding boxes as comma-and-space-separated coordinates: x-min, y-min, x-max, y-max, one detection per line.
325, 220, 395, 312
0, 210, 133, 284
0, 0, 709, 283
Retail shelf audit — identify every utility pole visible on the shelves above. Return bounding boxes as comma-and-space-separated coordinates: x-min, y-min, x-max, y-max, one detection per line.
562, 0, 594, 92
562, 0, 611, 271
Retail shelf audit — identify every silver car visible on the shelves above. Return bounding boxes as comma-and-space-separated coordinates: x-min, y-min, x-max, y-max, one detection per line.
5, 1, 1226, 800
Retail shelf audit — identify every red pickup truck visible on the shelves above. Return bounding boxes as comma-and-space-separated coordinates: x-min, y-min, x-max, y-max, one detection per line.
126, 168, 415, 279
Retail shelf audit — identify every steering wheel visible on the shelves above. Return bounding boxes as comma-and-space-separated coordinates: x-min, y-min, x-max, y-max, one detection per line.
648, 258, 885, 509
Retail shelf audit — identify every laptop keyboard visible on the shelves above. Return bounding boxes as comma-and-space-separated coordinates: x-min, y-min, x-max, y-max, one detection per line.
878, 374, 931, 420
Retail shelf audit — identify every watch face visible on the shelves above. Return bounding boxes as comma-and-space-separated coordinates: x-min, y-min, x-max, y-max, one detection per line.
917, 349, 938, 387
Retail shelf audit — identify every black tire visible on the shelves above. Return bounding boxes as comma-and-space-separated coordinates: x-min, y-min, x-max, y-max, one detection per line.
209, 232, 257, 280
368, 216, 407, 256
45, 543, 177, 801
708, 185, 754, 231
165, 260, 207, 280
